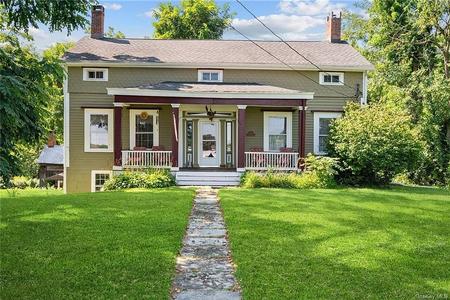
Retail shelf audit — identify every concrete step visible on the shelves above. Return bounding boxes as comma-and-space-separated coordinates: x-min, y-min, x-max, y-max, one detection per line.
176, 171, 241, 186
177, 176, 240, 181
176, 171, 241, 177
177, 180, 240, 186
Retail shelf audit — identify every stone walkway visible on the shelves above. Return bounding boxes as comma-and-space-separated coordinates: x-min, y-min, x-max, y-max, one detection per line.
172, 187, 241, 300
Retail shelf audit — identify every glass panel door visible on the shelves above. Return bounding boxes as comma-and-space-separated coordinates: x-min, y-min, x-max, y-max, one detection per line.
198, 121, 220, 167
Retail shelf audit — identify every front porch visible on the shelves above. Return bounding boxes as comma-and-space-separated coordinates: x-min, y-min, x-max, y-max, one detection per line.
109, 82, 313, 173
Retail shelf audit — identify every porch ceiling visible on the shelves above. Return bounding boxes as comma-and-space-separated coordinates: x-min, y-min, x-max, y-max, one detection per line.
107, 81, 314, 100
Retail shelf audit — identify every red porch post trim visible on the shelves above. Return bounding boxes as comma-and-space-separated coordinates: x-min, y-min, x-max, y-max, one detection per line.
299, 100, 307, 158
171, 104, 180, 169
237, 105, 247, 170
113, 104, 122, 167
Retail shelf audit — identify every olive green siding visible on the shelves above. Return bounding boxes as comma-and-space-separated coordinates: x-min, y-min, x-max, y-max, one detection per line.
66, 93, 114, 193
66, 66, 362, 193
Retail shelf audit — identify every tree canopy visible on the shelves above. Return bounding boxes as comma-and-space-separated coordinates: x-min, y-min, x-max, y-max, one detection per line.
1, 0, 94, 33
0, 2, 89, 184
341, 0, 450, 185
152, 0, 233, 39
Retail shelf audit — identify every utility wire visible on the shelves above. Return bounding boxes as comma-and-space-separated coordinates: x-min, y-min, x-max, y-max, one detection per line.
230, 25, 357, 99
235, 0, 357, 93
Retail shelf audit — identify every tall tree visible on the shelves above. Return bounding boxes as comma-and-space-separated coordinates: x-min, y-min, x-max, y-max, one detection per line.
342, 0, 450, 185
0, 2, 92, 184
43, 42, 75, 141
152, 0, 233, 39
2, 0, 94, 33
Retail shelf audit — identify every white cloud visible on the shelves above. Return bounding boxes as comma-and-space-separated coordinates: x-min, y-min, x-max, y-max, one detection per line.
279, 0, 346, 16
25, 27, 84, 52
103, 3, 122, 11
144, 9, 156, 18
227, 14, 325, 40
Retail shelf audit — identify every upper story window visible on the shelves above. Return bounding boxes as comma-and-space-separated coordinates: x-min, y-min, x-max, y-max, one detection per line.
83, 68, 108, 81
198, 70, 223, 82
84, 108, 113, 152
319, 72, 344, 85
263, 111, 292, 152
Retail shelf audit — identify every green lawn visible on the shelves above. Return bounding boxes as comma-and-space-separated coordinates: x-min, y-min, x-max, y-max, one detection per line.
220, 186, 450, 299
0, 188, 194, 299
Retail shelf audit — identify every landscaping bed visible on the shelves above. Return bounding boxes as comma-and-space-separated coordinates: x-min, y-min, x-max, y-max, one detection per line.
220, 186, 450, 299
0, 188, 194, 299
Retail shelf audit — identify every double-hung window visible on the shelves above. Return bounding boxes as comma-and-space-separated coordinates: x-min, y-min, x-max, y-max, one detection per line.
198, 70, 223, 82
319, 72, 344, 85
84, 109, 113, 152
130, 110, 159, 149
83, 68, 108, 81
313, 112, 342, 155
263, 111, 292, 152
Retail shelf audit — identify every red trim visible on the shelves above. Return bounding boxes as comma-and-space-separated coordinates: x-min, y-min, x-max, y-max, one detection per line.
115, 95, 306, 106
113, 106, 122, 166
299, 100, 306, 158
237, 108, 246, 168
171, 106, 179, 168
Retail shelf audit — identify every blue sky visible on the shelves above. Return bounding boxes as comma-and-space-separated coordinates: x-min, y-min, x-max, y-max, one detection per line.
29, 0, 365, 51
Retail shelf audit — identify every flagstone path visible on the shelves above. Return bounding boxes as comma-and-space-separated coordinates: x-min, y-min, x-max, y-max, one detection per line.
172, 187, 241, 300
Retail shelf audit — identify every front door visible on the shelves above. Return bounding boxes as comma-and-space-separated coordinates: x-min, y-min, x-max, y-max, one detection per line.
198, 121, 220, 167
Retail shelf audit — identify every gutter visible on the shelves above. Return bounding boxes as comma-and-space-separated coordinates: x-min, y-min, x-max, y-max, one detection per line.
64, 61, 375, 72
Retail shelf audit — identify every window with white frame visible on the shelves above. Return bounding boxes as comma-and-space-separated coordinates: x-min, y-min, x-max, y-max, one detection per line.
263, 111, 292, 151
91, 171, 112, 192
130, 110, 159, 149
83, 68, 108, 81
319, 72, 344, 85
314, 112, 342, 155
84, 109, 113, 152
198, 70, 223, 82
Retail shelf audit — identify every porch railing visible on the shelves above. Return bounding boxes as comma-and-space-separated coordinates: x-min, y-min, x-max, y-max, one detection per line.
121, 150, 172, 169
245, 152, 299, 171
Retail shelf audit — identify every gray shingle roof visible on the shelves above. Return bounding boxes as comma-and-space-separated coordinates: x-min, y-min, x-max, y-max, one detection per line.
63, 37, 374, 70
37, 145, 64, 165
136, 82, 303, 94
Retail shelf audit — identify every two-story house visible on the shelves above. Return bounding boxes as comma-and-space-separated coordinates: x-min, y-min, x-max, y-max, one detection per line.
63, 5, 373, 193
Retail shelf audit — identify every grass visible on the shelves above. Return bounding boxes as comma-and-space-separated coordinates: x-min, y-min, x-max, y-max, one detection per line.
0, 188, 64, 198
220, 186, 450, 299
0, 188, 194, 299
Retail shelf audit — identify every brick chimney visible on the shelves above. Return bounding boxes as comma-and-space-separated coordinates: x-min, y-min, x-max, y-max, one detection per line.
91, 5, 104, 39
326, 11, 342, 43
47, 131, 56, 148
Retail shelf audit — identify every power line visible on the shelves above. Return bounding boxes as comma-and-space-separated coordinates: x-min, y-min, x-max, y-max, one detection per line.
229, 25, 357, 99
235, 0, 357, 92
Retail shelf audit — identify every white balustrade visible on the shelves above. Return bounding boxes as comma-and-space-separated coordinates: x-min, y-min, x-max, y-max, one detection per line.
121, 151, 172, 169
245, 152, 299, 171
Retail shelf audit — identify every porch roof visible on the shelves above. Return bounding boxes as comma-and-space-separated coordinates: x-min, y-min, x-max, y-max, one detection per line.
107, 82, 314, 100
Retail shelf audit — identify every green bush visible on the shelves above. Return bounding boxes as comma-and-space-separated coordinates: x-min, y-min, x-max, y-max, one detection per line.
328, 103, 423, 185
240, 155, 338, 189
446, 162, 450, 189
10, 176, 39, 189
103, 169, 175, 191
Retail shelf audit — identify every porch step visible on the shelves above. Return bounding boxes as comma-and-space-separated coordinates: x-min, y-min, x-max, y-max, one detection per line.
176, 171, 241, 186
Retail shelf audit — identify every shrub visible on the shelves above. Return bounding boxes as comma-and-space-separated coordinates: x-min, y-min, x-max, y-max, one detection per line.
328, 103, 423, 185
240, 155, 338, 189
10, 176, 39, 189
303, 154, 338, 187
103, 169, 175, 191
